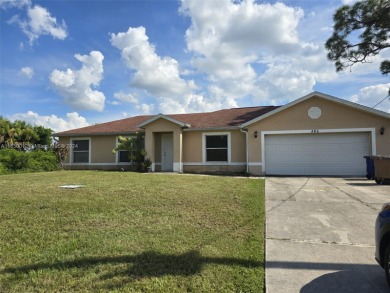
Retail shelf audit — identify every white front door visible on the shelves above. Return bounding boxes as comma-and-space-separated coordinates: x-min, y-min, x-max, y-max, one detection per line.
161, 134, 173, 171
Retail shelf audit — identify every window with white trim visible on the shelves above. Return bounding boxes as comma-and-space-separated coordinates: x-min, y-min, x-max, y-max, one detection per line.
205, 134, 229, 162
118, 150, 131, 163
72, 139, 89, 163
117, 136, 135, 163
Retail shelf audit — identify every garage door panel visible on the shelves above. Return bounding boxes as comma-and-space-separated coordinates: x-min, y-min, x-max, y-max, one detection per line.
265, 133, 369, 176
267, 164, 366, 176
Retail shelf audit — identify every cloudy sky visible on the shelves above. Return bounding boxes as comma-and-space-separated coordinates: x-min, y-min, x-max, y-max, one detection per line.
1, 0, 389, 132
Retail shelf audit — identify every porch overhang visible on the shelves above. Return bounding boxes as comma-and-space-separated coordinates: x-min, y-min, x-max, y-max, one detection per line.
138, 114, 191, 129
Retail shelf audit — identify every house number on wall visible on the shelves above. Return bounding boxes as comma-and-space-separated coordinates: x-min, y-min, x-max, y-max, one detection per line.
311, 129, 320, 133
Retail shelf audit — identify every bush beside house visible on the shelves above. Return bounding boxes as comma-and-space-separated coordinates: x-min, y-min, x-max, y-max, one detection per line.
0, 149, 59, 174
0, 117, 63, 174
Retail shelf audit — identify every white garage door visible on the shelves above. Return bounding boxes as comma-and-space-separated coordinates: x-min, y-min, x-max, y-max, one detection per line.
265, 132, 370, 176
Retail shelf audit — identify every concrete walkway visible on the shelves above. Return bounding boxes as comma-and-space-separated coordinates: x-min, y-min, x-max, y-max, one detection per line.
265, 177, 390, 293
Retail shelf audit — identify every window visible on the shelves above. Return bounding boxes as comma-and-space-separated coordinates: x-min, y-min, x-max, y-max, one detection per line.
118, 150, 130, 163
117, 136, 135, 163
72, 139, 89, 163
205, 134, 229, 162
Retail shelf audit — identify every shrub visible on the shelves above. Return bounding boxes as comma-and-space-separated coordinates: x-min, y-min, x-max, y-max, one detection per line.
0, 162, 6, 174
51, 142, 69, 167
28, 150, 58, 171
0, 148, 28, 171
0, 149, 59, 173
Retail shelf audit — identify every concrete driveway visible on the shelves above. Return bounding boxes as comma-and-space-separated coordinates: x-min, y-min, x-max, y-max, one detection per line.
265, 177, 390, 293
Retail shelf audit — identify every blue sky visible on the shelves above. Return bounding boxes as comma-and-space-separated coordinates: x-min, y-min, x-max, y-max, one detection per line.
1, 0, 389, 132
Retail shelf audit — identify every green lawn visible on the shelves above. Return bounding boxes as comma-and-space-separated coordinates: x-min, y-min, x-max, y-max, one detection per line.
0, 171, 264, 292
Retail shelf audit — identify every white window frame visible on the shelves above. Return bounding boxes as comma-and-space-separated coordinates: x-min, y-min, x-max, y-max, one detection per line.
202, 132, 231, 163
71, 137, 91, 164
118, 149, 131, 164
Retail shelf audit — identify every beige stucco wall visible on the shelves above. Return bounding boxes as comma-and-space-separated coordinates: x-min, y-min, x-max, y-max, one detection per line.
182, 129, 246, 163
58, 135, 117, 164
231, 130, 247, 162
143, 118, 183, 171
143, 119, 247, 173
182, 129, 247, 174
91, 136, 116, 163
246, 96, 390, 175
182, 131, 202, 162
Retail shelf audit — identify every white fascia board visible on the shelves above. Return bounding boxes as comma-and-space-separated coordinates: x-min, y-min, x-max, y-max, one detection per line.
184, 126, 239, 132
241, 91, 390, 128
54, 132, 138, 137
138, 113, 190, 128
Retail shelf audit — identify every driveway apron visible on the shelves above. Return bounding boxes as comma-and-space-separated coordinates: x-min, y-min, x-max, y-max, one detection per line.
265, 177, 390, 293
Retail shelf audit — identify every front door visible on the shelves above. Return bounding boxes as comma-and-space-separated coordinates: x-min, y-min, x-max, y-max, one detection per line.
161, 134, 173, 171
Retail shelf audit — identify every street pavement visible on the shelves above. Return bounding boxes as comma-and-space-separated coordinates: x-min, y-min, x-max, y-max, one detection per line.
265, 177, 390, 293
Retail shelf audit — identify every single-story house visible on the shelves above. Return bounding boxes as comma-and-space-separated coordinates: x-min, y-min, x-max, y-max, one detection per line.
55, 91, 390, 176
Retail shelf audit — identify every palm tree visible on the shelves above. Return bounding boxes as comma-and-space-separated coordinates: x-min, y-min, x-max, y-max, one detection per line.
6, 127, 21, 145
21, 127, 39, 149
0, 117, 9, 144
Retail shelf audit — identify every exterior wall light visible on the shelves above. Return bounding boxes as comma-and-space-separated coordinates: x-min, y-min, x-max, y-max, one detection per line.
254, 130, 258, 138
380, 126, 385, 135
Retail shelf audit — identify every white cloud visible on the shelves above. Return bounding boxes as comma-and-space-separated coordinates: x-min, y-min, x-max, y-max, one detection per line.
110, 18, 333, 114
50, 51, 106, 112
110, 26, 195, 98
19, 66, 34, 78
350, 83, 390, 113
111, 91, 156, 115
113, 91, 138, 104
342, 49, 390, 78
110, 26, 228, 114
7, 4, 67, 44
342, 0, 359, 5
10, 111, 89, 132
180, 0, 335, 104
0, 0, 30, 9
182, 0, 303, 55
136, 103, 154, 114
254, 63, 317, 103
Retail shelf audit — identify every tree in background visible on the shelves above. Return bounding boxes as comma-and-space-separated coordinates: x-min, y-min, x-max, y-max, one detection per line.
325, 0, 390, 82
0, 117, 53, 149
34, 125, 53, 146
0, 117, 58, 174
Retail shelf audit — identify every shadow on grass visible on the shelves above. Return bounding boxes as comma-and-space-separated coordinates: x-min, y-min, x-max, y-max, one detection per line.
2, 250, 262, 287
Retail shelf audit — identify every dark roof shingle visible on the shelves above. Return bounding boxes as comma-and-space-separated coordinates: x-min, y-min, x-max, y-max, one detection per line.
54, 106, 279, 136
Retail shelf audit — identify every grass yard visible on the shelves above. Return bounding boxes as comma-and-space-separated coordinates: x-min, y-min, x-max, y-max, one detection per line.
0, 171, 264, 292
